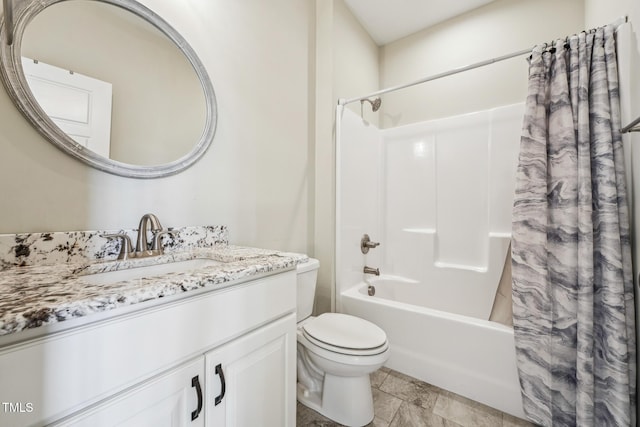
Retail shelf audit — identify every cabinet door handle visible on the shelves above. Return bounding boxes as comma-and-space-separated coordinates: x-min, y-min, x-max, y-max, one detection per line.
191, 375, 203, 421
214, 363, 226, 406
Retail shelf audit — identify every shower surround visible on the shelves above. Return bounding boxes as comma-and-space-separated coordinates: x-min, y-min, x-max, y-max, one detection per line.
336, 103, 525, 417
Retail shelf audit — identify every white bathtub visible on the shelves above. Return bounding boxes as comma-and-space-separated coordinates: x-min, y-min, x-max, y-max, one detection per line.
341, 279, 525, 419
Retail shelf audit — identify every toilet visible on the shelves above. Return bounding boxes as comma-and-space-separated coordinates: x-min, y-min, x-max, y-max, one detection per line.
296, 258, 390, 427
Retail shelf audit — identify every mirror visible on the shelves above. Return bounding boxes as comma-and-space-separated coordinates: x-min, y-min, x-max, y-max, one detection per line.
0, 0, 217, 178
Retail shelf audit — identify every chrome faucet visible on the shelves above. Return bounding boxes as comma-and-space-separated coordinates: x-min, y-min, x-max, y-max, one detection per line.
136, 213, 162, 253
135, 213, 173, 257
363, 266, 380, 276
101, 214, 174, 260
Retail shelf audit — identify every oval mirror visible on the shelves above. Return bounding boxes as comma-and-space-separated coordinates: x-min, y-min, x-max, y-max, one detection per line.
0, 0, 217, 178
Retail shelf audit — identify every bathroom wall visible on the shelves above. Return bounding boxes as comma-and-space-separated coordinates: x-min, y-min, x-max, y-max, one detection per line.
313, 0, 380, 313
378, 0, 585, 128
332, 0, 380, 126
585, 0, 640, 47
0, 0, 312, 255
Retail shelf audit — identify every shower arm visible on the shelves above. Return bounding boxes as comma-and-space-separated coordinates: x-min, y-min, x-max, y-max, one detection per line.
359, 97, 382, 118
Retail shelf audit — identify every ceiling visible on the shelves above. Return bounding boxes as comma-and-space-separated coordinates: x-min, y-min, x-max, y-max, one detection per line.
343, 0, 497, 46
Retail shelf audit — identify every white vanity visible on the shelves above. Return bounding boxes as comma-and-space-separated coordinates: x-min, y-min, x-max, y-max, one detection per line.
0, 226, 302, 426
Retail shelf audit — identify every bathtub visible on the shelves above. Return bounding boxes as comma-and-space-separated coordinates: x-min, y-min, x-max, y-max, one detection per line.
340, 279, 525, 419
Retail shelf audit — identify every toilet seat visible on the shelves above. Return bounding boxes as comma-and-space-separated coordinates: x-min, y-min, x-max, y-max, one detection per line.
302, 313, 388, 356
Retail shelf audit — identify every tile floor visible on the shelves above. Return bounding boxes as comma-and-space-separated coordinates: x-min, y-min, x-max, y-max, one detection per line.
296, 367, 537, 427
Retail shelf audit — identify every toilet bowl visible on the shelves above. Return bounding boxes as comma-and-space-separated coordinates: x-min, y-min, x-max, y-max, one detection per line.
296, 259, 390, 427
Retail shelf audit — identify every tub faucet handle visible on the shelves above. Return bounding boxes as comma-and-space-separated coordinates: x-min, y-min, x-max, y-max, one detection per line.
361, 234, 380, 254
364, 266, 380, 276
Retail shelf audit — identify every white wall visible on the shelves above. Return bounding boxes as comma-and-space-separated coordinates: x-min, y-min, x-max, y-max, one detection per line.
0, 0, 312, 255
332, 0, 380, 126
313, 0, 380, 314
379, 0, 585, 128
585, 0, 640, 46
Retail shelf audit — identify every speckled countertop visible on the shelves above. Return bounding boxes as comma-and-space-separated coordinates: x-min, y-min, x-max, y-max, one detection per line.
0, 226, 308, 339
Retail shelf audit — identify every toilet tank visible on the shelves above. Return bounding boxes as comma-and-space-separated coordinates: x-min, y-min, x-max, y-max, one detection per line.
296, 258, 320, 322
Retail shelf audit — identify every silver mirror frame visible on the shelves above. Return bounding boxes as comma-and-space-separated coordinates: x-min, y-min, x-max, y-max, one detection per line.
0, 0, 217, 179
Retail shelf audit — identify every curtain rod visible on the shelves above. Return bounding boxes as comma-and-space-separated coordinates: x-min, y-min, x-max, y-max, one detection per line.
621, 116, 640, 133
338, 47, 532, 106
339, 16, 629, 108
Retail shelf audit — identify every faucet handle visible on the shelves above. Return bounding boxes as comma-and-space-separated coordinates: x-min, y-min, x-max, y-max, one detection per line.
361, 234, 381, 254
102, 233, 134, 260
151, 229, 176, 252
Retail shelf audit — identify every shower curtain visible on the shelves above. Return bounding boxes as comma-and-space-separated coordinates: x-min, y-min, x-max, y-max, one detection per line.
511, 24, 636, 427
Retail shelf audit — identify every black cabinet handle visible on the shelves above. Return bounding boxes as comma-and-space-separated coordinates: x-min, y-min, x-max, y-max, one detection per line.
214, 363, 226, 406
191, 375, 203, 421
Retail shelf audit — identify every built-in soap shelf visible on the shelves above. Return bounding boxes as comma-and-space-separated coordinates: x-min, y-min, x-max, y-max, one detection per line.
433, 261, 488, 273
402, 228, 436, 234
400, 228, 511, 272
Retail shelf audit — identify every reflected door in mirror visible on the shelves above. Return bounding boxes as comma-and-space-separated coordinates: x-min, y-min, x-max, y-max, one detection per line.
22, 57, 113, 158
21, 0, 207, 166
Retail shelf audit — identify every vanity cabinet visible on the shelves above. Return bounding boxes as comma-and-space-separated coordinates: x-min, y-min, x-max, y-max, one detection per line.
54, 313, 295, 427
205, 314, 295, 426
53, 357, 206, 427
0, 270, 297, 427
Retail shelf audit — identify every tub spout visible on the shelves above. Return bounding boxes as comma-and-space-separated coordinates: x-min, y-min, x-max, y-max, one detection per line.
364, 266, 380, 276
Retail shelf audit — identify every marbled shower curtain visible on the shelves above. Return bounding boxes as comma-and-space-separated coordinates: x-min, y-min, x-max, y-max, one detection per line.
511, 24, 636, 426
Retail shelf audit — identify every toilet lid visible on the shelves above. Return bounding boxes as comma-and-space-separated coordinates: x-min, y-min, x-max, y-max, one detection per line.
302, 313, 387, 350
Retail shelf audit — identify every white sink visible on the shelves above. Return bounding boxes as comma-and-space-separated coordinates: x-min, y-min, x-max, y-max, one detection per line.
81, 258, 222, 285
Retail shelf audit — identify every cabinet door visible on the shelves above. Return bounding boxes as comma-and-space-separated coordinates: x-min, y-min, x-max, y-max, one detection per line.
54, 357, 205, 427
205, 314, 296, 427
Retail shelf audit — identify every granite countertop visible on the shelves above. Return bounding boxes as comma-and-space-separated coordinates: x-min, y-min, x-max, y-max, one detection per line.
0, 244, 307, 339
